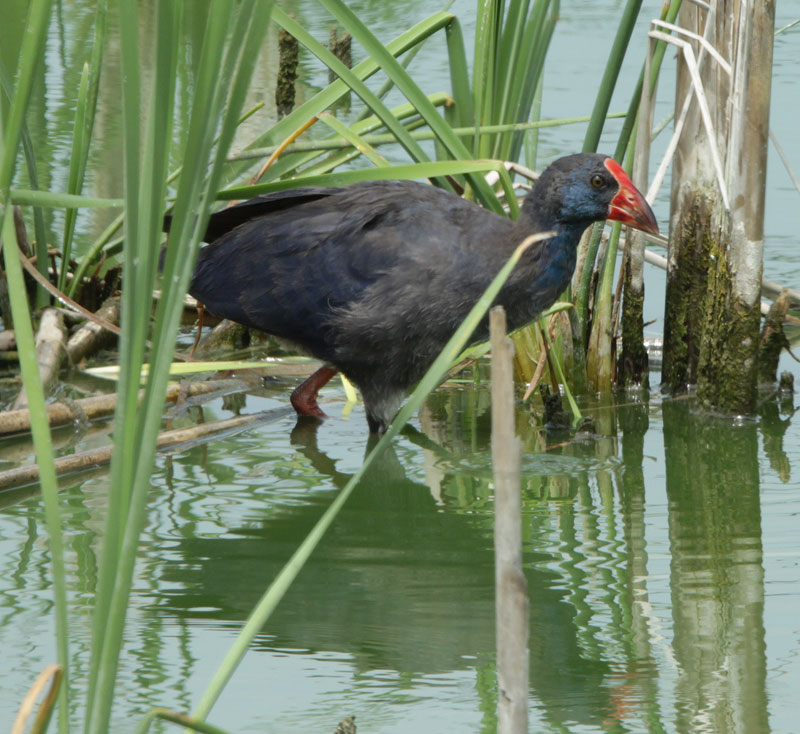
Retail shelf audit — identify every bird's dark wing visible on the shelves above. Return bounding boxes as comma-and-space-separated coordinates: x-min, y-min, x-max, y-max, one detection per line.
188, 180, 503, 362
163, 188, 336, 243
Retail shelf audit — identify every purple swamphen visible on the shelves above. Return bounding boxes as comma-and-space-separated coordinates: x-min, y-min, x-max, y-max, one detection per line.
189, 153, 658, 432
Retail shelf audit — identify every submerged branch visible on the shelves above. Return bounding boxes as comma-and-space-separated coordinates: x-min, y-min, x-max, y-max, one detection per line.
0, 406, 292, 491
0, 378, 246, 437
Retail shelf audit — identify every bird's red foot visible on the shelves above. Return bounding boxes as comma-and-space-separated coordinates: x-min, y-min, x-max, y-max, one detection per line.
290, 366, 338, 419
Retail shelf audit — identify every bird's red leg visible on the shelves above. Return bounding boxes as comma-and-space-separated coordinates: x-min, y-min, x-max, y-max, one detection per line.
189, 302, 206, 358
290, 366, 338, 419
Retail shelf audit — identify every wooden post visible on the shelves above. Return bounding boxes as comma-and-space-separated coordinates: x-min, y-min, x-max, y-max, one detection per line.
328, 27, 352, 85
490, 306, 529, 734
663, 0, 775, 413
275, 28, 299, 118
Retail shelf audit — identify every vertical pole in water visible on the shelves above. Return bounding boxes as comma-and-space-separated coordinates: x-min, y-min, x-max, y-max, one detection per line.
490, 306, 529, 734
275, 29, 299, 118
663, 0, 775, 412
695, 0, 774, 412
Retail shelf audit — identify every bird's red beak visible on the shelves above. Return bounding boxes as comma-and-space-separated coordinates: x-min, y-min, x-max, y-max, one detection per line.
604, 158, 659, 235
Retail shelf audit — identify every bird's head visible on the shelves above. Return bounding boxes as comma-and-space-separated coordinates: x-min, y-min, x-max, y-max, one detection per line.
532, 153, 659, 235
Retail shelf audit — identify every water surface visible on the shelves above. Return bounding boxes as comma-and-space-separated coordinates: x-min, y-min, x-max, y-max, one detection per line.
1, 2, 799, 732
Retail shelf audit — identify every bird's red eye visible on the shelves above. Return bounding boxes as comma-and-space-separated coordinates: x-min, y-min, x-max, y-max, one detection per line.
591, 174, 605, 189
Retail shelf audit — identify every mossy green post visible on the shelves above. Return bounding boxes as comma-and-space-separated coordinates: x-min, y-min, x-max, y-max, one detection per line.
662, 192, 714, 391
696, 236, 762, 413
618, 255, 648, 389
662, 0, 774, 414
276, 28, 299, 117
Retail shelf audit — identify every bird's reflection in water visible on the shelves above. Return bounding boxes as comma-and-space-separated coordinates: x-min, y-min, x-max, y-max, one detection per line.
274, 410, 616, 729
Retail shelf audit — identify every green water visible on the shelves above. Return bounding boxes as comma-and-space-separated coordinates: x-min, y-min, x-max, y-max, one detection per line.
2, 1, 799, 732
1, 384, 798, 732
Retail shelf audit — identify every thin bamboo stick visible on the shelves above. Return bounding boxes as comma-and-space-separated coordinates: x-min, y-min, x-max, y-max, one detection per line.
490, 306, 528, 734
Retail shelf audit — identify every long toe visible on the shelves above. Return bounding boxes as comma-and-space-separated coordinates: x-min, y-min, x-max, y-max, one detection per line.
290, 365, 338, 418
290, 388, 328, 419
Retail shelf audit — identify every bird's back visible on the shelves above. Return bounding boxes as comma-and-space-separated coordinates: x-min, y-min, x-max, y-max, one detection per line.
190, 180, 514, 363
